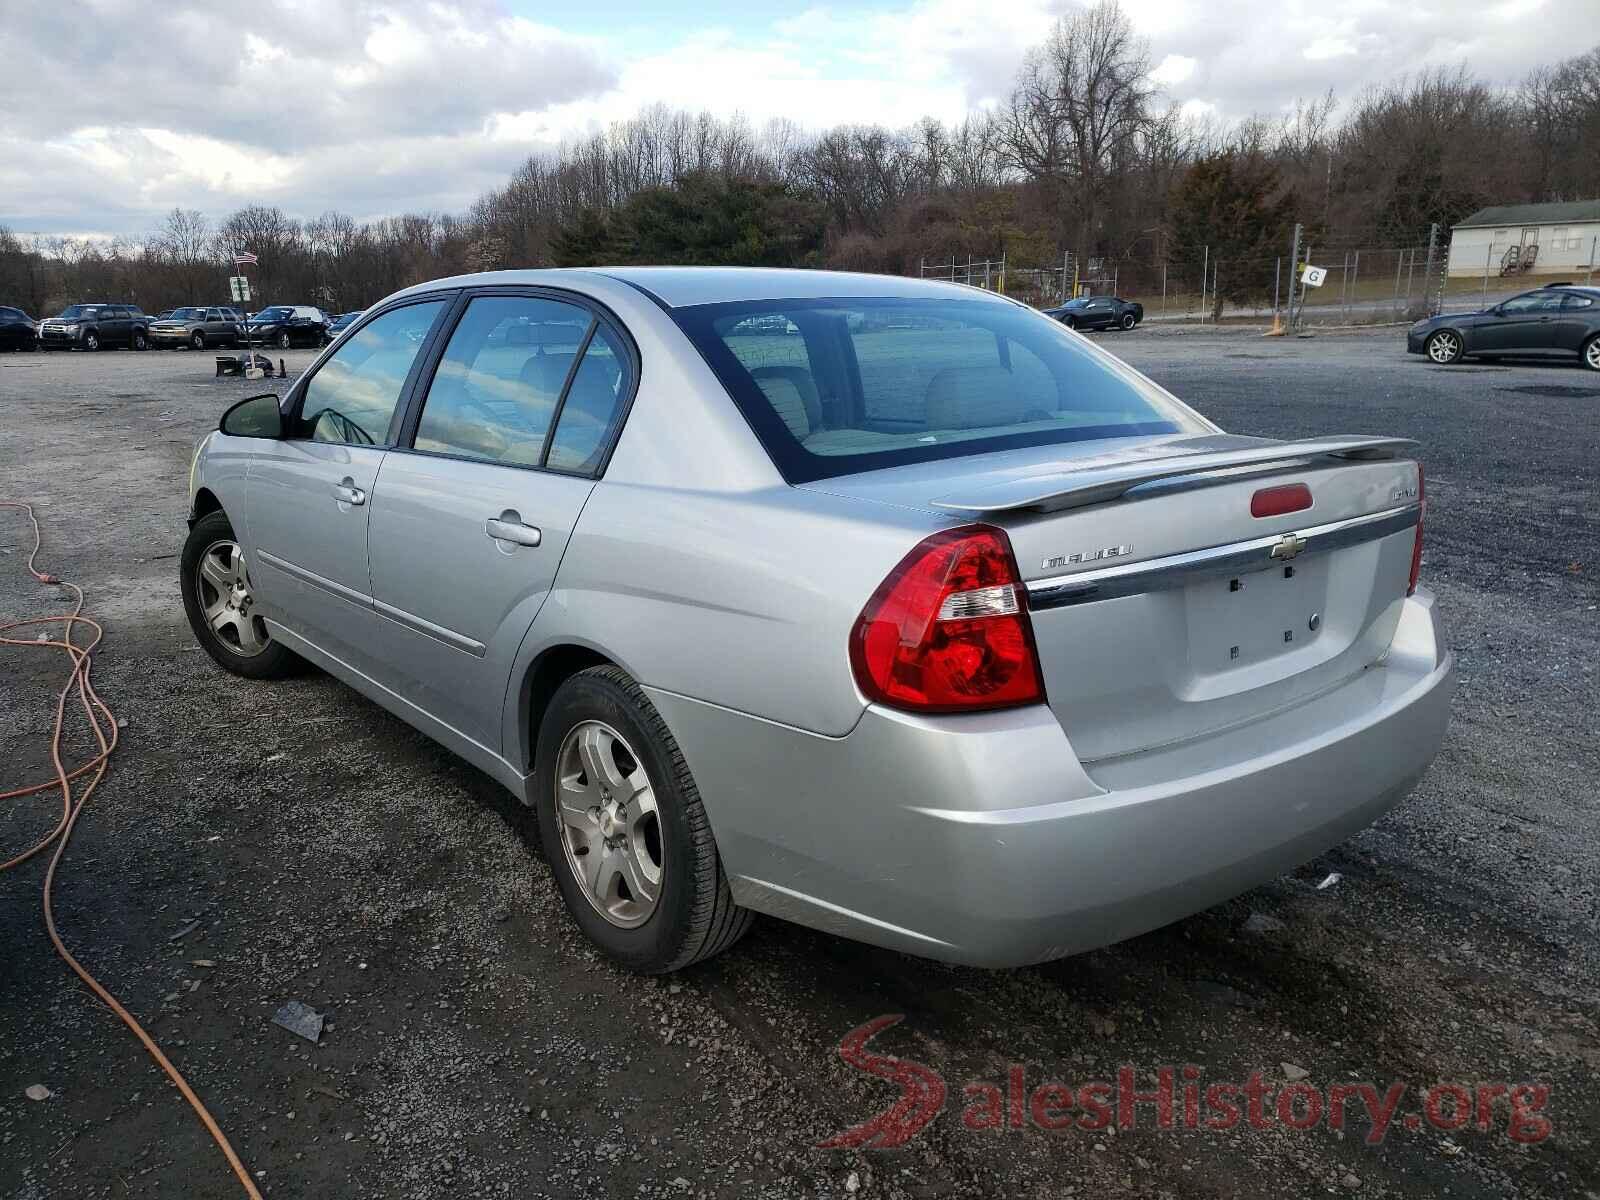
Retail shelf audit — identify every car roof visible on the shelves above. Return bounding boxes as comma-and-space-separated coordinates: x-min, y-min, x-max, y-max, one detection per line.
390, 266, 1010, 310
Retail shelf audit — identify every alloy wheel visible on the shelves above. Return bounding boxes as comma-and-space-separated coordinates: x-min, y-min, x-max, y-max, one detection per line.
554, 720, 664, 928
1427, 331, 1460, 364
195, 540, 271, 656
1586, 339, 1600, 371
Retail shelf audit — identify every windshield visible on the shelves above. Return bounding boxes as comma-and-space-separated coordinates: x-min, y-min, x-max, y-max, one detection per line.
673, 296, 1205, 483
1061, 299, 1089, 309
59, 305, 103, 319
170, 307, 204, 319
252, 306, 292, 322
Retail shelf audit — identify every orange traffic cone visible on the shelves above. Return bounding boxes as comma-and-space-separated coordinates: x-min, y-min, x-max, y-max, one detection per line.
1264, 312, 1285, 337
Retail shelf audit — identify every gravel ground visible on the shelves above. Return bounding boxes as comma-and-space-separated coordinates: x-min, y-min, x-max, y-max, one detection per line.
1, 330, 1596, 1199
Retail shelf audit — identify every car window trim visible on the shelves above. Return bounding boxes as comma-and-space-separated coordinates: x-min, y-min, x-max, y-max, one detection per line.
387, 283, 641, 481
281, 291, 457, 448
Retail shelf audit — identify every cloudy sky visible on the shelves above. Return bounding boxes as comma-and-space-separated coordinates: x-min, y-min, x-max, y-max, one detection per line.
1, 0, 1589, 239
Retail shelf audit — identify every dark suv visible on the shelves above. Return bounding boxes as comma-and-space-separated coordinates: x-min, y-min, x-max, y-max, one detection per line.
149, 306, 246, 350
38, 303, 151, 351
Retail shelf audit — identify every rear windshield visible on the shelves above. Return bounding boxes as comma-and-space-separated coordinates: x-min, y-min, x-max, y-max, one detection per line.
673, 297, 1202, 483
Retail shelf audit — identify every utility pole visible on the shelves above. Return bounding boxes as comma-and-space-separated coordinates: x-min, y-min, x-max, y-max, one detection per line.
1200, 245, 1209, 325
1286, 224, 1302, 331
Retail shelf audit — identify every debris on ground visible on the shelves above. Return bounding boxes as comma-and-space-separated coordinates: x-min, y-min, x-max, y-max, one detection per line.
1316, 872, 1342, 890
272, 1000, 326, 1044
1281, 1062, 1311, 1081
25, 1085, 51, 1102
166, 919, 200, 942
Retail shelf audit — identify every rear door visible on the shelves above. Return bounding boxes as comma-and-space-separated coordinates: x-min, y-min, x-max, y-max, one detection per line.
365, 291, 634, 754
244, 297, 451, 669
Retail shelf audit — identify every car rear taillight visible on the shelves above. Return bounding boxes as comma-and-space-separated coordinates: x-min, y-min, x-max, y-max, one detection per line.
1407, 466, 1425, 596
850, 525, 1045, 713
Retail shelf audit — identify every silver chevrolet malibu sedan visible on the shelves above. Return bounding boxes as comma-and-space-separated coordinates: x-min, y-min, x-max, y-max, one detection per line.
184, 268, 1454, 972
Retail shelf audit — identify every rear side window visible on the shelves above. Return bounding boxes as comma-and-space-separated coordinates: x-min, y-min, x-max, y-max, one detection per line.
413, 295, 591, 465
297, 301, 447, 446
1562, 294, 1594, 310
546, 325, 630, 473
673, 297, 1201, 483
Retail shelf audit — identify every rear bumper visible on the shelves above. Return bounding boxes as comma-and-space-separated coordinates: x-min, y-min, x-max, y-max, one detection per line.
649, 590, 1454, 968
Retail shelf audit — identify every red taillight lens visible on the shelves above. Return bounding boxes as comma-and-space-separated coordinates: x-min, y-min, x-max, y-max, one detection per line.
1250, 482, 1312, 518
850, 525, 1045, 713
1407, 466, 1425, 596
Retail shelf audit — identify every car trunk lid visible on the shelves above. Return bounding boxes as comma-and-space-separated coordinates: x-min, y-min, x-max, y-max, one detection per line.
805, 434, 1423, 765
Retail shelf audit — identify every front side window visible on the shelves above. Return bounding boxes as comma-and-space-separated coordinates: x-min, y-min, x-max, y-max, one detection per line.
674, 297, 1203, 483
413, 295, 591, 465
1500, 294, 1550, 314
255, 306, 292, 323
297, 301, 446, 446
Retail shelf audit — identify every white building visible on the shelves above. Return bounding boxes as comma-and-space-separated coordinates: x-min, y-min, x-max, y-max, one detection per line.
1448, 200, 1600, 279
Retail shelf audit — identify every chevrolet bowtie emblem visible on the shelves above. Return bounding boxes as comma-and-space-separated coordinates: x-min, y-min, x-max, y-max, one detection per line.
1269, 533, 1308, 561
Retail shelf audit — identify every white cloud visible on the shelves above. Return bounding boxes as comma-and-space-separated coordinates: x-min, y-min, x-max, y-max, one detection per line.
1151, 54, 1198, 87
0, 0, 1590, 239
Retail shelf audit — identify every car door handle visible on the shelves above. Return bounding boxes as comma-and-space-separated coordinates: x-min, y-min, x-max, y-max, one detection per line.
485, 512, 541, 547
332, 479, 366, 506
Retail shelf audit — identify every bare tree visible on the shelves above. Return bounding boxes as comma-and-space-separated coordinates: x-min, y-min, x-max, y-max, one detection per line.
997, 0, 1156, 252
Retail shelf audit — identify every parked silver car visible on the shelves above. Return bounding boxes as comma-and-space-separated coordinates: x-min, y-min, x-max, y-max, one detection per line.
184, 268, 1454, 973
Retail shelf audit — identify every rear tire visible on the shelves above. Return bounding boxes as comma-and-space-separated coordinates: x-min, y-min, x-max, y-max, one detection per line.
277, 331, 291, 349
181, 510, 298, 680
1583, 335, 1600, 372
132, 329, 148, 351
1120, 312, 1136, 330
534, 665, 753, 973
1425, 329, 1463, 364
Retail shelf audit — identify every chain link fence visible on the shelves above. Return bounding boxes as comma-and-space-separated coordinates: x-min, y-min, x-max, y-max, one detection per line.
914, 229, 1495, 327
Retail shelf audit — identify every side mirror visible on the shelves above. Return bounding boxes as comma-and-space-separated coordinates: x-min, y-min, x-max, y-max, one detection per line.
219, 393, 284, 439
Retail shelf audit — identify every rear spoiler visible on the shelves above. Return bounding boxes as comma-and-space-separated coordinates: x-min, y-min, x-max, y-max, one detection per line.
930, 436, 1418, 514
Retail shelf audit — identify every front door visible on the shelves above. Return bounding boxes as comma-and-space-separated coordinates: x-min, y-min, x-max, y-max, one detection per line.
1472, 291, 1559, 353
366, 292, 633, 754
244, 298, 450, 670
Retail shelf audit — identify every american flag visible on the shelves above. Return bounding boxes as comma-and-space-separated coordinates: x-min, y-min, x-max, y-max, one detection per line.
232, 250, 258, 266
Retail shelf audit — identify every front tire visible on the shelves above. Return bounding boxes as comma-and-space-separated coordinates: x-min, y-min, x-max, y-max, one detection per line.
1426, 329, 1463, 364
82, 330, 100, 351
191, 331, 206, 351
181, 510, 297, 679
534, 666, 752, 973
1583, 335, 1600, 372
277, 331, 291, 349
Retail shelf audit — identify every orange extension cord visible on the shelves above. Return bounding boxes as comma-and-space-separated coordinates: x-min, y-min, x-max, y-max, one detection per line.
1, 501, 264, 1200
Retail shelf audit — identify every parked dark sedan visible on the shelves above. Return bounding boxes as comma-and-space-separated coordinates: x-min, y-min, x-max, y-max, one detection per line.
243, 304, 331, 348
0, 306, 40, 350
1408, 284, 1600, 369
1041, 295, 1144, 331
325, 309, 364, 337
